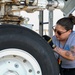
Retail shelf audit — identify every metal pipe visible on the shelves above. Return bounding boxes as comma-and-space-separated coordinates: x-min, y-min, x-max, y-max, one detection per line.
39, 10, 43, 36
48, 10, 53, 37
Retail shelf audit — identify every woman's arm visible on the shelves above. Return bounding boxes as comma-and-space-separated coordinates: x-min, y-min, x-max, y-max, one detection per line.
53, 46, 75, 61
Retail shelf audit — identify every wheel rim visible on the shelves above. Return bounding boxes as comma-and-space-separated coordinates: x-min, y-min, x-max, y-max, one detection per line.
0, 48, 42, 75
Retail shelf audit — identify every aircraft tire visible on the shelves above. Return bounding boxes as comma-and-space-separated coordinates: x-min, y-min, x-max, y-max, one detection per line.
0, 24, 59, 75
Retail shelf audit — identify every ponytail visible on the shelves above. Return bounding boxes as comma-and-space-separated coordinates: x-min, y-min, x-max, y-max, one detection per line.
69, 14, 75, 25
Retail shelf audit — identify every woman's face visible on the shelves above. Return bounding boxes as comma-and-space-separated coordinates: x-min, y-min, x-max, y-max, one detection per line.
53, 24, 72, 41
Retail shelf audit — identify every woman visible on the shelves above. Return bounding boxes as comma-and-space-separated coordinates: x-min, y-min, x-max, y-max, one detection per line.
52, 14, 75, 75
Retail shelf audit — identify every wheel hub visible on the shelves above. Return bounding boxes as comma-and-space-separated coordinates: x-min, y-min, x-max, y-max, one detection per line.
0, 48, 42, 75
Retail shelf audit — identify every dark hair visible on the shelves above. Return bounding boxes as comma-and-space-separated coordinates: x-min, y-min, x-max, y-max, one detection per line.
56, 14, 75, 31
